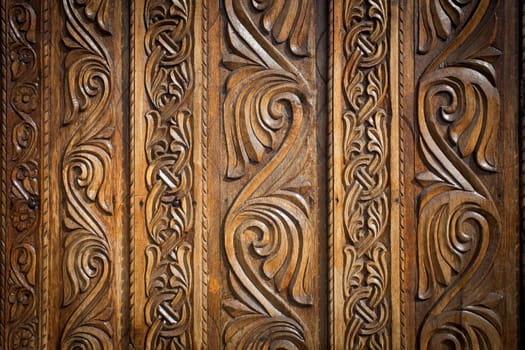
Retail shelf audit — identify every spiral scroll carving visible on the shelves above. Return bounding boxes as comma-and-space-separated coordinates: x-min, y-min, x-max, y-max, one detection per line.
341, 0, 390, 348
60, 0, 115, 348
5, 2, 40, 348
143, 0, 194, 348
222, 0, 314, 349
416, 1, 503, 348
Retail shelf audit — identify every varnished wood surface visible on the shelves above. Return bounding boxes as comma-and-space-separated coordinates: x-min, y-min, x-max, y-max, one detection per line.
0, 0, 522, 349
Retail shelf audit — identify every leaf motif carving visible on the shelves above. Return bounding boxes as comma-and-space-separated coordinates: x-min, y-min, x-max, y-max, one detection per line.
223, 0, 311, 179
8, 3, 37, 80
60, 0, 115, 348
417, 14, 501, 300
418, 0, 473, 54
7, 244, 36, 323
222, 0, 314, 348
416, 1, 503, 348
75, 0, 111, 33
251, 0, 311, 56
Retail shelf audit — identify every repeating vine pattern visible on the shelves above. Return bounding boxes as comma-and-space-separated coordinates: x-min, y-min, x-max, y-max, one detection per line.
143, 0, 194, 348
60, 0, 114, 348
6, 2, 39, 349
222, 0, 314, 349
416, 0, 503, 348
341, 0, 390, 348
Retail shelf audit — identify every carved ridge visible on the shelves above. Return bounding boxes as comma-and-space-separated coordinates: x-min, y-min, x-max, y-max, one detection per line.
201, 0, 209, 346
521, 2, 525, 341
1, 1, 7, 347
129, 0, 136, 346
40, 0, 50, 347
398, 0, 407, 347
328, 0, 335, 348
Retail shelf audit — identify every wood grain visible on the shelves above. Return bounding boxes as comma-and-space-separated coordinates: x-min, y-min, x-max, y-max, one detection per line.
0, 1, 522, 349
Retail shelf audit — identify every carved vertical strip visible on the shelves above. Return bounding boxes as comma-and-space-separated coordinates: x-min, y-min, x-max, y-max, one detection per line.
201, 0, 209, 346
191, 0, 209, 346
398, 0, 411, 348
0, 0, 7, 347
331, 1, 345, 348
328, 0, 336, 348
398, 0, 416, 349
221, 0, 317, 348
129, 0, 136, 346
141, 0, 195, 348
501, 1, 520, 345
389, 1, 401, 349
414, 0, 504, 348
521, 1, 525, 340
2, 1, 44, 348
130, 0, 146, 346
332, 0, 392, 348
130, 0, 144, 346
60, 0, 114, 343
519, 2, 525, 344
59, 0, 126, 348
39, 0, 50, 347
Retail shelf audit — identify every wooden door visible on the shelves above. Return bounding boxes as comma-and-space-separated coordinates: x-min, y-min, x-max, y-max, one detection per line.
0, 0, 522, 349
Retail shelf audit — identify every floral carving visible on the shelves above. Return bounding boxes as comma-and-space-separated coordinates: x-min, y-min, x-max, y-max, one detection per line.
10, 327, 35, 350
8, 3, 36, 80
143, 0, 194, 348
222, 0, 315, 348
4, 1, 40, 348
416, 1, 503, 348
11, 83, 37, 115
10, 198, 37, 232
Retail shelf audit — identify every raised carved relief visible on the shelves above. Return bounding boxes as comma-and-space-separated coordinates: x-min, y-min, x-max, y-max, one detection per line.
416, 0, 503, 348
341, 0, 390, 348
418, 0, 474, 54
143, 0, 194, 348
5, 2, 39, 348
222, 0, 315, 348
7, 244, 36, 346
60, 0, 114, 348
0, 1, 522, 348
253, 0, 311, 57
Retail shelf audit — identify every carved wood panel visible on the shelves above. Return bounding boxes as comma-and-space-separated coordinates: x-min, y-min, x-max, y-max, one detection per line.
0, 0, 522, 349
0, 0, 48, 348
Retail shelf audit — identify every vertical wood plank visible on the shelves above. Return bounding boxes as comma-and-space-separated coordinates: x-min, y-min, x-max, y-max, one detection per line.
1, 0, 49, 348
130, 0, 202, 347
521, 1, 525, 345
331, 0, 393, 348
216, 0, 321, 348
410, 0, 520, 348
390, 1, 401, 349
54, 0, 128, 348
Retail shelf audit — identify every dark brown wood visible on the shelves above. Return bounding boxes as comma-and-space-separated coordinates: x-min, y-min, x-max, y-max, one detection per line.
0, 1, 522, 349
